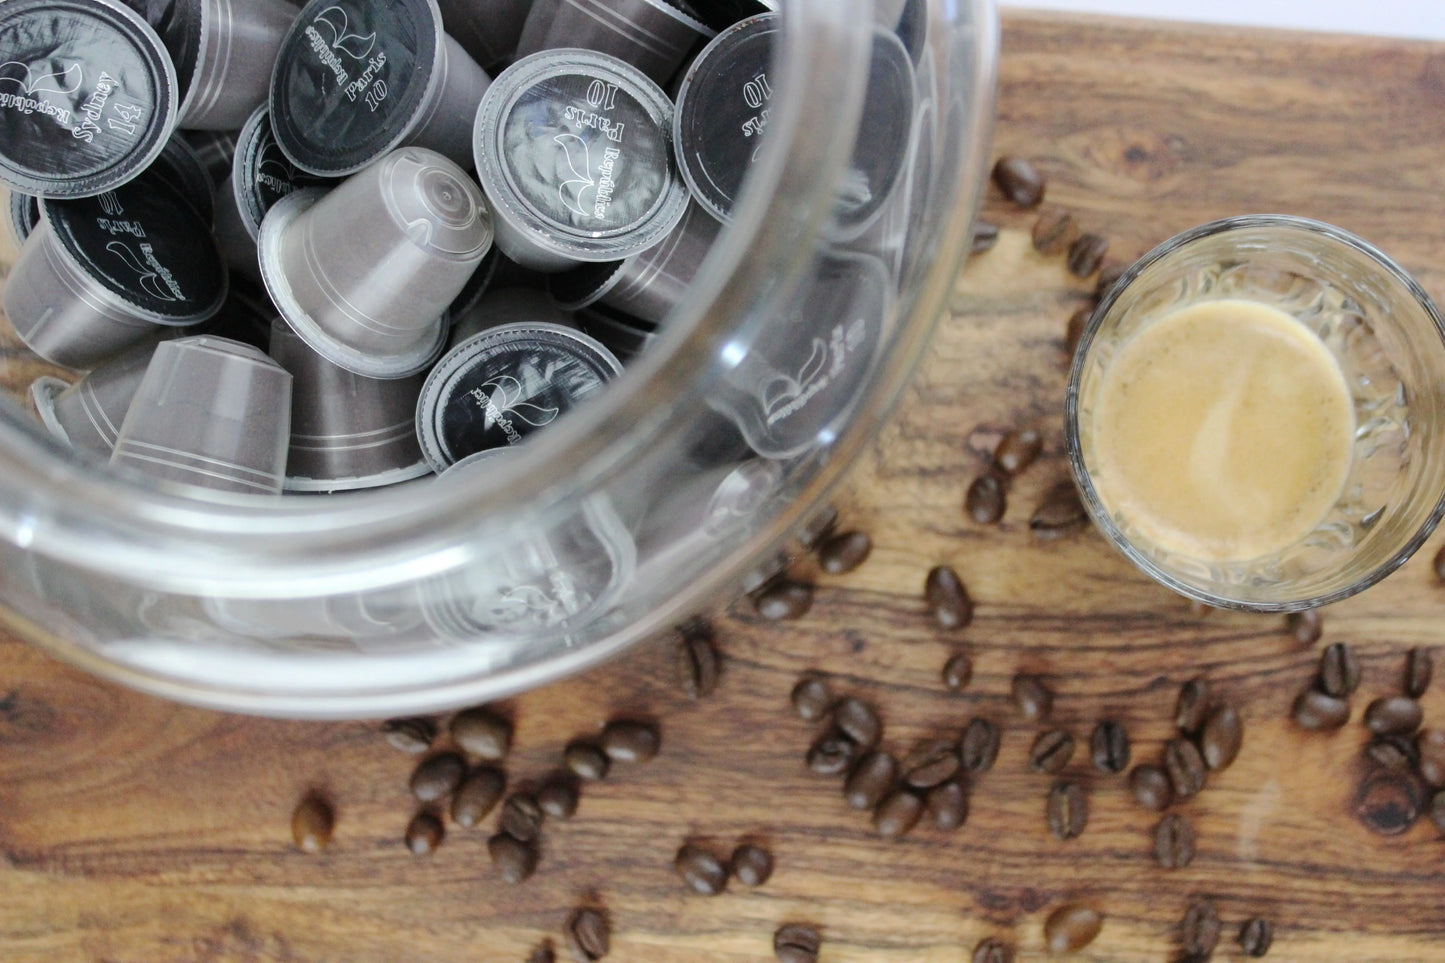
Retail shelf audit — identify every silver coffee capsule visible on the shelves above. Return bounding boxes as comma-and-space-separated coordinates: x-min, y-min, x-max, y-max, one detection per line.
30, 337, 164, 454
435, 0, 531, 74
514, 0, 715, 86
171, 0, 300, 131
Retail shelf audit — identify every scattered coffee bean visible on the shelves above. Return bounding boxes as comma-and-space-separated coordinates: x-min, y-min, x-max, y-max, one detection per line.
537, 775, 581, 820
791, 675, 833, 721
903, 738, 962, 789
1046, 781, 1087, 840
962, 718, 1002, 772
1128, 764, 1173, 812
1031, 206, 1078, 256
451, 765, 506, 828
1181, 900, 1222, 958
1095, 259, 1128, 297
943, 651, 973, 691
1355, 769, 1423, 836
874, 788, 925, 838
991, 156, 1045, 207
971, 220, 1000, 255
499, 793, 545, 843
1029, 729, 1076, 774
565, 907, 610, 962
926, 777, 970, 830
730, 844, 774, 887
1173, 676, 1212, 733
965, 472, 1008, 524
1292, 688, 1350, 731
833, 697, 883, 749
1165, 737, 1208, 798
1012, 673, 1054, 722
845, 750, 899, 810
1200, 704, 1243, 771
405, 811, 444, 855
1029, 481, 1087, 538
290, 794, 334, 854
527, 941, 556, 963
1430, 789, 1445, 835
674, 843, 729, 895
1237, 917, 1274, 958
1153, 812, 1196, 869
1364, 696, 1423, 736
1044, 904, 1103, 955
1318, 642, 1362, 698
380, 717, 436, 754
601, 719, 661, 763
1065, 307, 1091, 357
564, 741, 611, 781
1417, 729, 1445, 787
774, 923, 822, 963
1067, 233, 1109, 278
972, 937, 1013, 963
1406, 647, 1434, 698
450, 707, 511, 760
807, 729, 860, 777
1365, 735, 1417, 771
818, 530, 872, 574
1286, 608, 1323, 646
925, 565, 974, 629
754, 580, 814, 620
488, 832, 539, 884
675, 622, 720, 699
1090, 720, 1130, 774
410, 752, 466, 803
995, 428, 1044, 477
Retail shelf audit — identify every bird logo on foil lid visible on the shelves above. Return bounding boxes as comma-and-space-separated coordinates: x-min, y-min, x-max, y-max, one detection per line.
105, 241, 181, 303
311, 6, 377, 59
0, 61, 83, 97
479, 375, 560, 428
762, 338, 828, 424
553, 133, 596, 219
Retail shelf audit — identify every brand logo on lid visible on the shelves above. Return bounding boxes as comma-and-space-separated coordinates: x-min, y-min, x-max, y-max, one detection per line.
762, 318, 869, 426
469, 375, 560, 447
256, 152, 299, 195
311, 7, 377, 59
106, 240, 184, 303
0, 61, 81, 127
555, 134, 596, 218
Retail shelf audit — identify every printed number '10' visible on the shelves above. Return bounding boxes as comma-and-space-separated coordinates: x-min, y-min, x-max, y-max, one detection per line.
743, 72, 772, 109
365, 80, 388, 112
587, 80, 619, 111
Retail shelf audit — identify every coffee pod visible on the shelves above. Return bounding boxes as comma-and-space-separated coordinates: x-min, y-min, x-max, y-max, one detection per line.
229, 105, 338, 242
110, 335, 292, 495
270, 0, 492, 177
450, 288, 576, 345
258, 147, 494, 379
472, 49, 690, 272
268, 317, 431, 492
435, 0, 530, 75
550, 199, 719, 325
3, 169, 227, 369
416, 322, 623, 471
149, 133, 217, 224
827, 27, 915, 240
514, 0, 715, 87
30, 336, 163, 454
576, 303, 655, 364
166, 0, 299, 131
0, 0, 179, 197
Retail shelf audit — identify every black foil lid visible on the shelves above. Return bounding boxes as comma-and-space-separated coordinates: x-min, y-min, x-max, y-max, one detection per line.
43, 165, 226, 320
234, 106, 336, 238
270, 0, 441, 176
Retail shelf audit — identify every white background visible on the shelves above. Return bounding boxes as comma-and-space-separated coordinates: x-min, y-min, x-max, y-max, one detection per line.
1001, 0, 1445, 41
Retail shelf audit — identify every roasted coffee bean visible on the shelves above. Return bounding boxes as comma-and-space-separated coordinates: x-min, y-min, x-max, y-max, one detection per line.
676, 623, 720, 699
995, 428, 1044, 476
1031, 206, 1078, 256
1430, 789, 1445, 835
942, 651, 973, 691
965, 472, 1007, 524
1200, 704, 1243, 771
601, 719, 661, 763
972, 937, 1013, 963
537, 775, 580, 820
564, 740, 611, 781
818, 530, 872, 574
1406, 647, 1434, 698
774, 923, 822, 963
1044, 904, 1103, 955
971, 220, 1000, 255
1030, 481, 1087, 538
844, 750, 899, 810
1095, 259, 1128, 297
410, 752, 466, 803
1173, 676, 1212, 733
1012, 673, 1054, 722
992, 156, 1045, 207
499, 793, 544, 843
1046, 781, 1087, 840
833, 697, 883, 749
874, 788, 925, 838
1318, 642, 1362, 698
450, 707, 511, 760
381, 717, 436, 754
405, 812, 444, 855
674, 843, 729, 895
790, 675, 833, 721
1292, 688, 1350, 730
961, 718, 1002, 772
925, 565, 974, 629
527, 941, 556, 963
1065, 307, 1091, 357
1128, 764, 1174, 812
1181, 900, 1222, 958
1153, 812, 1196, 869
903, 738, 961, 789
807, 729, 860, 777
488, 832, 539, 884
1286, 608, 1323, 646
926, 777, 970, 830
1355, 769, 1423, 836
1029, 729, 1075, 774
565, 907, 610, 961
1417, 729, 1445, 787
451, 766, 506, 828
754, 580, 814, 620
730, 843, 774, 887
1067, 233, 1109, 278
1364, 696, 1423, 736
1237, 917, 1274, 958
290, 794, 334, 854
1090, 720, 1130, 774
1366, 735, 1417, 771
1164, 737, 1208, 798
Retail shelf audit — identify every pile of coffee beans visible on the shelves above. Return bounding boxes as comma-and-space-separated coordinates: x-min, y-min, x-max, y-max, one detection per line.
674, 839, 774, 895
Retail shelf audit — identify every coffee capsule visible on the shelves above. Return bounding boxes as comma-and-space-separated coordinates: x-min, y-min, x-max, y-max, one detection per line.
827, 27, 915, 240
514, 0, 715, 87
110, 335, 292, 495
450, 288, 575, 345
229, 105, 337, 242
268, 318, 431, 492
3, 169, 227, 368
258, 147, 494, 379
0, 0, 179, 197
472, 49, 689, 272
168, 0, 300, 131
270, 0, 491, 176
149, 133, 216, 224
31, 336, 163, 454
434, 0, 530, 75
416, 322, 622, 471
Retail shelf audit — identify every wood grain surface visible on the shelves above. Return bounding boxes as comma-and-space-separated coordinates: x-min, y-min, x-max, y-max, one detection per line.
5, 11, 1445, 962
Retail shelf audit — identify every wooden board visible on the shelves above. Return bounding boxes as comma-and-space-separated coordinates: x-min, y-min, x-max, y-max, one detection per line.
5, 11, 1445, 962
